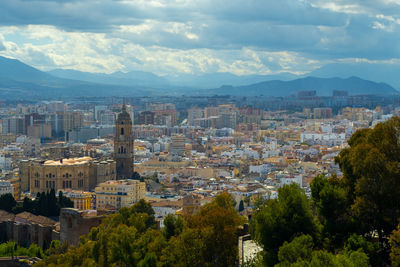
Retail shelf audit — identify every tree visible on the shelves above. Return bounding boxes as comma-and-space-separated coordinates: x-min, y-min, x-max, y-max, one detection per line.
309, 250, 370, 267
132, 171, 141, 180
0, 193, 16, 212
163, 192, 245, 267
244, 196, 250, 206
164, 214, 184, 240
57, 191, 74, 210
185, 192, 245, 266
34, 196, 245, 267
277, 235, 313, 265
23, 197, 36, 213
344, 234, 380, 266
48, 189, 58, 216
251, 183, 320, 266
311, 174, 358, 249
239, 200, 245, 212
335, 117, 400, 246
390, 224, 400, 266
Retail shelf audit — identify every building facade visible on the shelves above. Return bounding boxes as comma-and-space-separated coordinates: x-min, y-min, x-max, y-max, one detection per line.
19, 157, 116, 194
170, 134, 186, 156
114, 105, 134, 179
64, 191, 94, 210
0, 180, 14, 197
95, 180, 146, 210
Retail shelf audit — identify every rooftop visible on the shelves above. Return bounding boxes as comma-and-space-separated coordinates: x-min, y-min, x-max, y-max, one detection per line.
43, 156, 93, 166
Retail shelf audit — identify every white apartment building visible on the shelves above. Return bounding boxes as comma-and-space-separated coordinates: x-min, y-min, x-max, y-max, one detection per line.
0, 180, 14, 197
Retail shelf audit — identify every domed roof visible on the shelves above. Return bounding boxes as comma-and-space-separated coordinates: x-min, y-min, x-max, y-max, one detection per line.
116, 104, 132, 123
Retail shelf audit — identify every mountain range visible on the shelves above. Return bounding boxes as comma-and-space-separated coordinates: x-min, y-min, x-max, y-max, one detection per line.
208, 76, 397, 96
0, 55, 398, 99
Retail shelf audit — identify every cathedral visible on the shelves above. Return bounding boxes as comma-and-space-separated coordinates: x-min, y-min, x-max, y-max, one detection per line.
114, 104, 134, 179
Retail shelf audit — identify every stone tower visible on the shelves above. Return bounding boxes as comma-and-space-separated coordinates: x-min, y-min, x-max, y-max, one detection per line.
114, 105, 134, 179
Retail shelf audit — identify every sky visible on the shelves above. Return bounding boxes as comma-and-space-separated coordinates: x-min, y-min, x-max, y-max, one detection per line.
0, 0, 399, 76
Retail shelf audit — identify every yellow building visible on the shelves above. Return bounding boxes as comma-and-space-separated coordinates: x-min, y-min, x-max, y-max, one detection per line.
65, 191, 94, 210
95, 180, 146, 211
19, 157, 116, 194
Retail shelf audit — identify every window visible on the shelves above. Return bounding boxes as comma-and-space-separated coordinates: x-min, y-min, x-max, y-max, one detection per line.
121, 127, 124, 135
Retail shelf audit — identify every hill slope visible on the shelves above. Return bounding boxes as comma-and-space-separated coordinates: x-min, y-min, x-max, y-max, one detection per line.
0, 56, 153, 99
309, 62, 400, 89
208, 76, 398, 96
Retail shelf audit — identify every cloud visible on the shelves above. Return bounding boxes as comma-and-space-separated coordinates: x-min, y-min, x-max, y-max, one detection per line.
0, 0, 399, 75
0, 34, 5, 51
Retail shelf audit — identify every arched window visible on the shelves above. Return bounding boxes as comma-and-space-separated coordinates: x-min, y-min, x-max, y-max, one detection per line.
121, 127, 124, 135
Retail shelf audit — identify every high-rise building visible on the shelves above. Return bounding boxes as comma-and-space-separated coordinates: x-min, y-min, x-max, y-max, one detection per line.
1, 117, 25, 135
153, 110, 177, 127
170, 134, 186, 156
313, 108, 333, 119
138, 111, 155, 125
114, 105, 134, 179
204, 106, 219, 118
188, 107, 204, 126
24, 113, 46, 134
63, 112, 84, 132
94, 105, 107, 120
98, 110, 115, 126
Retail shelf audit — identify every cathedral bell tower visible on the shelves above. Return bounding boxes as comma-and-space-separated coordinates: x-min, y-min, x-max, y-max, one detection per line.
114, 104, 134, 179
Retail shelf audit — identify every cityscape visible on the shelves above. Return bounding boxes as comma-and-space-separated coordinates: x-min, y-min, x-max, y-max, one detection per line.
1, 1, 400, 267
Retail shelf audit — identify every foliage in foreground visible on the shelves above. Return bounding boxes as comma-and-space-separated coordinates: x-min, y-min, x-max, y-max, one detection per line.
250, 117, 400, 266
0, 189, 73, 217
0, 241, 44, 258
33, 193, 244, 267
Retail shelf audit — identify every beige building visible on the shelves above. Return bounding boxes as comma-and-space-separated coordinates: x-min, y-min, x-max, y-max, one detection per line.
27, 124, 52, 139
19, 157, 116, 194
95, 179, 146, 210
170, 134, 185, 156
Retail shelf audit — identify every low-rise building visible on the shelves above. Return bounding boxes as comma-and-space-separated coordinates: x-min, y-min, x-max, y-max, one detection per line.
95, 179, 146, 210
0, 180, 13, 196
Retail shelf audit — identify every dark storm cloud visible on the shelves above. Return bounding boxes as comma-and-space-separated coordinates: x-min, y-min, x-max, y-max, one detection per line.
0, 0, 144, 31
